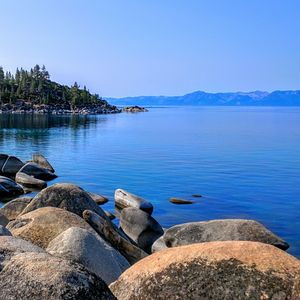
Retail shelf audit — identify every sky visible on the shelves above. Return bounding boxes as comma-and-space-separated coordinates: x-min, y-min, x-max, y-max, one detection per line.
0, 0, 299, 97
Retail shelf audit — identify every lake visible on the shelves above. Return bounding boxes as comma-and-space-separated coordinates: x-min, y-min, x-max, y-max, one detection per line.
0, 106, 299, 257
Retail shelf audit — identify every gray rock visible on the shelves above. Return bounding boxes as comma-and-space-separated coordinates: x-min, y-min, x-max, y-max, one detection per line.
163, 219, 289, 250
0, 225, 12, 236
0, 175, 24, 198
0, 235, 45, 268
115, 189, 153, 215
7, 207, 93, 248
87, 191, 109, 205
0, 196, 32, 221
120, 207, 164, 253
1, 155, 24, 175
47, 227, 130, 284
32, 153, 55, 173
109, 241, 300, 300
18, 162, 57, 181
122, 106, 148, 112
151, 236, 168, 253
0, 212, 9, 226
83, 210, 148, 265
0, 252, 116, 300
15, 171, 47, 189
21, 183, 111, 223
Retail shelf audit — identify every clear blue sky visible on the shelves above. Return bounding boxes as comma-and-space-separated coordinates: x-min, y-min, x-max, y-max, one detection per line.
0, 0, 299, 97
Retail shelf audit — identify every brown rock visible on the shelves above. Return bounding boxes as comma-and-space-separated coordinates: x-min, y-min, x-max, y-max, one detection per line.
0, 196, 32, 221
110, 241, 300, 300
7, 207, 93, 248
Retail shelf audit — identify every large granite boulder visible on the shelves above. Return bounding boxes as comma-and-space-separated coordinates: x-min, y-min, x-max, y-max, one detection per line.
47, 227, 130, 284
115, 189, 153, 215
0, 252, 116, 300
0, 196, 32, 221
18, 162, 57, 181
120, 207, 164, 252
163, 219, 289, 250
21, 183, 110, 222
15, 171, 47, 189
0, 176, 24, 199
110, 241, 300, 300
7, 207, 93, 248
0, 235, 45, 267
32, 153, 55, 173
1, 155, 24, 175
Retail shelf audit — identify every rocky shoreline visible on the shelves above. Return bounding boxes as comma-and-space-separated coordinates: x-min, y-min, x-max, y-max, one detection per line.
0, 154, 300, 299
0, 103, 150, 115
0, 102, 121, 115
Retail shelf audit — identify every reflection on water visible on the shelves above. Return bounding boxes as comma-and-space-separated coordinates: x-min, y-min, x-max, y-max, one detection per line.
0, 114, 108, 147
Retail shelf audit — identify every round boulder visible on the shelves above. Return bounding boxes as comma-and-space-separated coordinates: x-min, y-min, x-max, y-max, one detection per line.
7, 207, 93, 248
115, 189, 153, 215
1, 156, 24, 175
110, 241, 300, 300
0, 252, 116, 300
120, 207, 164, 253
0, 196, 32, 221
18, 162, 57, 181
21, 183, 110, 222
163, 219, 289, 250
47, 227, 130, 284
32, 153, 55, 173
0, 176, 24, 199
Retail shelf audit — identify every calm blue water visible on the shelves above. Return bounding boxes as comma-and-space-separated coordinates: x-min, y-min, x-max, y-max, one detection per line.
1, 107, 300, 257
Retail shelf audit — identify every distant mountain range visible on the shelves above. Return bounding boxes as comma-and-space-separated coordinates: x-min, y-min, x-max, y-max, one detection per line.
107, 90, 300, 106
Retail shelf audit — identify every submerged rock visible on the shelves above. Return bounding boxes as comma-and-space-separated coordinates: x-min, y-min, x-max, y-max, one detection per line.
21, 183, 111, 222
0, 176, 24, 199
0, 196, 32, 221
110, 241, 300, 300
0, 252, 116, 300
32, 153, 55, 173
120, 207, 164, 253
1, 155, 24, 175
18, 162, 57, 181
163, 219, 289, 250
169, 197, 194, 204
15, 171, 47, 189
115, 189, 153, 215
87, 191, 109, 205
7, 207, 93, 248
47, 227, 130, 284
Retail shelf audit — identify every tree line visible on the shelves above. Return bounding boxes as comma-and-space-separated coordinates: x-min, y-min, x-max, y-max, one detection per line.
0, 64, 106, 107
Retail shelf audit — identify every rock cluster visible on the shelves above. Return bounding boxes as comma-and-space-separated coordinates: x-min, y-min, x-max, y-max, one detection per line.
0, 167, 299, 299
0, 153, 57, 200
0, 102, 121, 115
122, 106, 148, 112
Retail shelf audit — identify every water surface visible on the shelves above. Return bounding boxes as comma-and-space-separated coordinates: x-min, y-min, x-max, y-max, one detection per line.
1, 107, 299, 256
